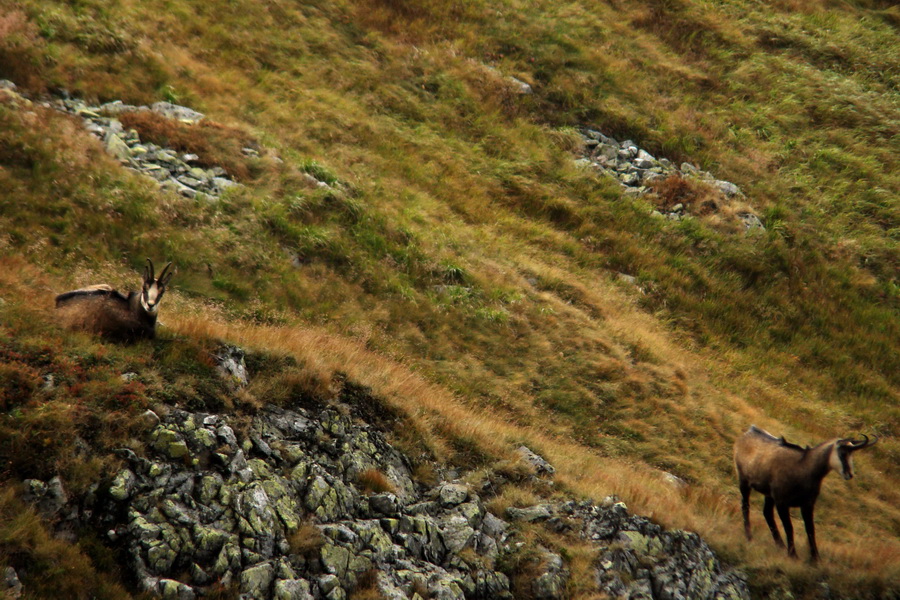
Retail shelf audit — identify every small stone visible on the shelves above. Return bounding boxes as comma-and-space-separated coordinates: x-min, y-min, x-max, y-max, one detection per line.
177, 175, 204, 189
212, 177, 238, 193
714, 179, 742, 197
104, 133, 131, 161
0, 80, 17, 91
275, 579, 314, 600
76, 106, 101, 119
3, 567, 22, 599
508, 76, 533, 94
506, 504, 553, 522
162, 178, 197, 198
369, 493, 401, 516
637, 149, 655, 161
616, 273, 638, 286
109, 469, 137, 501
158, 579, 195, 600
217, 425, 238, 447
141, 410, 161, 428
151, 102, 204, 123
318, 574, 340, 595
661, 471, 688, 489
738, 213, 765, 232
597, 144, 619, 161
241, 562, 275, 598
215, 346, 248, 387
438, 483, 469, 507
620, 173, 640, 186
516, 446, 555, 476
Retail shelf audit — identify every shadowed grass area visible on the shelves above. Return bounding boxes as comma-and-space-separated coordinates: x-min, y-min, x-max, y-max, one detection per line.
0, 0, 898, 596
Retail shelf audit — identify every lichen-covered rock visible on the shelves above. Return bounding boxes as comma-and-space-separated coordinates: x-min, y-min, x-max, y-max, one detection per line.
505, 504, 553, 522
531, 548, 568, 600
38, 387, 743, 600
515, 446, 555, 477
438, 483, 469, 507
274, 578, 313, 600
150, 101, 205, 123
215, 345, 248, 387
22, 476, 68, 517
241, 561, 275, 598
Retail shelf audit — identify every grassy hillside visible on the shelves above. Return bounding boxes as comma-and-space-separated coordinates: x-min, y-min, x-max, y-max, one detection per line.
1, 0, 898, 597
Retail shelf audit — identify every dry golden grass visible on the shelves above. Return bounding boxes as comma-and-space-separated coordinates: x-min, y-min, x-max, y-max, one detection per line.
287, 521, 326, 557
160, 280, 900, 594
356, 468, 397, 495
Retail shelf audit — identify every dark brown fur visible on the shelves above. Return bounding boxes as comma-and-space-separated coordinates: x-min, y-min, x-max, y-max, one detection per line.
55, 260, 174, 341
734, 425, 877, 562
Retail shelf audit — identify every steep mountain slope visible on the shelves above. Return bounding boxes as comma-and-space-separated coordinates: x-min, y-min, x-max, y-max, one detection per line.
0, 0, 898, 598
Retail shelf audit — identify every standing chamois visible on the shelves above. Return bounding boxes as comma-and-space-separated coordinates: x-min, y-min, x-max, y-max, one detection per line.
55, 259, 175, 341
734, 425, 877, 562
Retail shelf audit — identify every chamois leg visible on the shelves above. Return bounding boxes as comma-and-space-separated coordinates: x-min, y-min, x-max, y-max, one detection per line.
801, 504, 818, 564
763, 496, 784, 547
776, 504, 797, 558
740, 480, 752, 540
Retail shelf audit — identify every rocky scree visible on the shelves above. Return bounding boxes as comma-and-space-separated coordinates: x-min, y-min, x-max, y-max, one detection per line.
576, 128, 764, 232
20, 395, 749, 600
0, 80, 335, 200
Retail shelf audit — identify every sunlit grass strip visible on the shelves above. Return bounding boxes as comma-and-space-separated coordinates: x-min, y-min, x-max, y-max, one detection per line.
166, 308, 900, 591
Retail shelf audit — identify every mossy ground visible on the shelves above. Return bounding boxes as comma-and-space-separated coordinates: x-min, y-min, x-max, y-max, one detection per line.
0, 0, 898, 597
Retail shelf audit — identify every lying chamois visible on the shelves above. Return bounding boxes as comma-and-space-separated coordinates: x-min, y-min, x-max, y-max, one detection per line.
55, 259, 175, 341
734, 425, 877, 562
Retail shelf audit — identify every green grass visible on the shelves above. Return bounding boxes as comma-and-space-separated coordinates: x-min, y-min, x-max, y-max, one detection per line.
0, 0, 898, 596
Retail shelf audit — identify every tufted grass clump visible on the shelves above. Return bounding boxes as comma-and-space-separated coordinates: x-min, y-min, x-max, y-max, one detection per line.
287, 521, 326, 557
356, 469, 397, 495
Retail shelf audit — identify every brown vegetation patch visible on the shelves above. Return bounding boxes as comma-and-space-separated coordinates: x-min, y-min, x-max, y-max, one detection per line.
349, 569, 384, 600
648, 174, 720, 215
0, 11, 48, 92
356, 468, 397, 495
118, 110, 258, 180
287, 521, 326, 556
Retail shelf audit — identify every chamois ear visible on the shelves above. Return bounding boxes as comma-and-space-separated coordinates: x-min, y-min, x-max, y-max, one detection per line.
158, 262, 175, 287
145, 258, 155, 283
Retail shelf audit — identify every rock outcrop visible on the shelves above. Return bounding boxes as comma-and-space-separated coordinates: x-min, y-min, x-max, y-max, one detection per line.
50, 96, 242, 200
18, 395, 749, 600
576, 129, 764, 232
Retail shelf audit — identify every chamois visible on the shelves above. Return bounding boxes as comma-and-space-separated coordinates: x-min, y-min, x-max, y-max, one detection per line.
55, 259, 175, 341
734, 425, 877, 562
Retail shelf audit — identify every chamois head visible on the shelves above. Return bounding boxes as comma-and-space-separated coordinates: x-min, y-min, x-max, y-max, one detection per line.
831, 434, 878, 480
141, 258, 174, 316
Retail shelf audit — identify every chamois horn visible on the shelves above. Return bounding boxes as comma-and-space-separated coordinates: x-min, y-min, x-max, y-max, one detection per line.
145, 258, 155, 282
848, 434, 877, 449
157, 261, 174, 286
